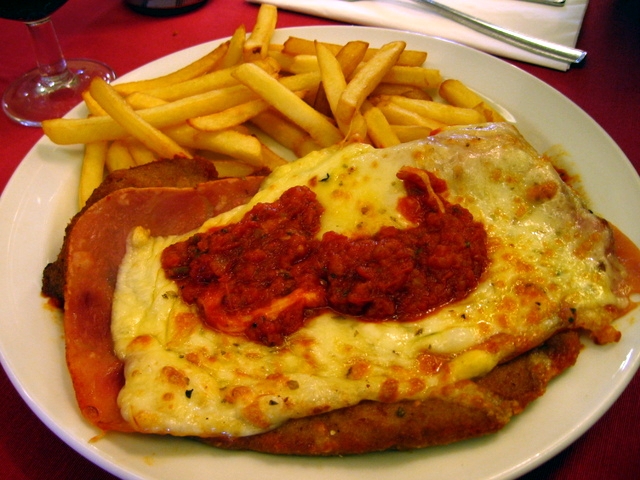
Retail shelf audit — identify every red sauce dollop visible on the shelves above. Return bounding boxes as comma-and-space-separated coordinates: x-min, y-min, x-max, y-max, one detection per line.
162, 167, 488, 346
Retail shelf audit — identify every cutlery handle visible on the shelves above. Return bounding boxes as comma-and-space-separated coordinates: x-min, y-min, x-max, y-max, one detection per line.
417, 0, 586, 64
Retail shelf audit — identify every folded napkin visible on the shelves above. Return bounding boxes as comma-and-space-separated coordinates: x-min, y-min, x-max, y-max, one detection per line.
247, 0, 588, 70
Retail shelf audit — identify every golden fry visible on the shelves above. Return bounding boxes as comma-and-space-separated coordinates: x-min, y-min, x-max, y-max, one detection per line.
220, 24, 247, 69
78, 141, 107, 209
125, 138, 159, 165
335, 41, 406, 127
82, 91, 107, 116
315, 41, 370, 141
144, 67, 239, 101
361, 101, 400, 148
125, 92, 167, 110
211, 159, 256, 178
336, 41, 369, 80
250, 110, 322, 158
189, 98, 272, 132
439, 79, 506, 122
233, 62, 342, 147
384, 94, 486, 125
313, 40, 369, 116
244, 4, 278, 57
391, 125, 434, 142
381, 66, 442, 90
315, 42, 348, 128
283, 37, 424, 66
370, 83, 433, 100
113, 42, 229, 96
105, 140, 136, 172
164, 124, 264, 166
44, 84, 260, 144
273, 53, 319, 74
374, 99, 442, 131
42, 5, 513, 208
259, 144, 288, 170
89, 77, 192, 159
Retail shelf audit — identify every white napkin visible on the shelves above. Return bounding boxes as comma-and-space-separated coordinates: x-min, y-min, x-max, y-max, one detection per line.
247, 0, 588, 71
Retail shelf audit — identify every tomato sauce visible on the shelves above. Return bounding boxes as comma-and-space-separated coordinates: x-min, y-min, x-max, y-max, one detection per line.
162, 167, 488, 346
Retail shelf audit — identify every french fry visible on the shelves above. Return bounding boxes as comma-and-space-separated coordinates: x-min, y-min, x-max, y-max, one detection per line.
125, 138, 159, 166
42, 5, 514, 206
220, 24, 247, 69
188, 70, 321, 132
43, 84, 261, 144
474, 102, 506, 123
43, 115, 127, 144
439, 79, 506, 122
381, 65, 442, 90
369, 48, 426, 68
250, 110, 322, 158
233, 62, 342, 147
78, 141, 107, 209
211, 159, 256, 178
383, 94, 486, 125
270, 52, 319, 74
276, 71, 322, 91
315, 42, 368, 142
105, 140, 136, 172
335, 41, 406, 128
244, 4, 278, 58
164, 124, 264, 166
391, 125, 434, 143
370, 83, 433, 100
313, 40, 369, 116
438, 78, 484, 109
283, 37, 340, 56
282, 37, 425, 66
143, 67, 240, 101
315, 42, 347, 126
143, 58, 280, 102
361, 101, 400, 148
113, 42, 229, 96
259, 144, 288, 170
125, 92, 167, 110
82, 91, 107, 116
336, 41, 370, 80
374, 99, 442, 131
188, 98, 272, 132
89, 77, 192, 159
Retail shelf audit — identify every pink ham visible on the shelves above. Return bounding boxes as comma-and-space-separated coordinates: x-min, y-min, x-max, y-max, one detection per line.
62, 177, 263, 431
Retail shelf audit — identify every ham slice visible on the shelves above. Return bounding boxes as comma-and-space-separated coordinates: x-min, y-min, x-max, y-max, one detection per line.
62, 177, 263, 430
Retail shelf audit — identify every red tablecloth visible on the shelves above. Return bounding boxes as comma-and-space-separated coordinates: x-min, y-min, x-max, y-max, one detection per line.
1, 0, 638, 478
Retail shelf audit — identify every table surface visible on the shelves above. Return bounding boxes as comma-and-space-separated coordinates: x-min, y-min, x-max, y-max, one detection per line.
1, 0, 639, 478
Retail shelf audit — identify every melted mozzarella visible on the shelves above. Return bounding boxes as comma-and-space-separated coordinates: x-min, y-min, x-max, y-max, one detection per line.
112, 123, 627, 437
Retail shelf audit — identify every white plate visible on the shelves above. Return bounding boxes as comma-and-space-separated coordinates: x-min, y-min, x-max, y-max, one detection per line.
1, 26, 639, 480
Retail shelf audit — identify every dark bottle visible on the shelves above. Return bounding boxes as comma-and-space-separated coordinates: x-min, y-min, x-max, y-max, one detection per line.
0, 0, 69, 22
125, 0, 209, 17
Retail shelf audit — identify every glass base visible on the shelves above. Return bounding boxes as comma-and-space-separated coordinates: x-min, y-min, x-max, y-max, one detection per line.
2, 59, 116, 127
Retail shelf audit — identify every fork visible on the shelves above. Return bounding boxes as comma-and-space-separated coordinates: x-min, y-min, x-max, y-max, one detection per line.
346, 0, 586, 65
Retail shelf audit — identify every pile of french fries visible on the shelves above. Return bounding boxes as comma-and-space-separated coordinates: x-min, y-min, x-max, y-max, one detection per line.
42, 5, 505, 209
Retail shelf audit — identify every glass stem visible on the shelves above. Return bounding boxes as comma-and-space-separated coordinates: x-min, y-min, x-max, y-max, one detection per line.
26, 17, 74, 88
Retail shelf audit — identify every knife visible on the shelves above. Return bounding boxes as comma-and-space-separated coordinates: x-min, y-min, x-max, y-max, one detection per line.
520, 0, 566, 6
415, 0, 585, 64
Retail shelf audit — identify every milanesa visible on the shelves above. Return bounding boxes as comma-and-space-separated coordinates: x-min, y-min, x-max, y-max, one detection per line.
47, 123, 638, 455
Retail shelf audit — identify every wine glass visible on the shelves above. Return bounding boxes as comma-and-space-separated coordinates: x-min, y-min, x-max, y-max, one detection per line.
0, 0, 116, 127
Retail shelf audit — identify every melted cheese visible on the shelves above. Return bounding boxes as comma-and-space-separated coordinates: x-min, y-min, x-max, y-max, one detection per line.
112, 123, 628, 437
